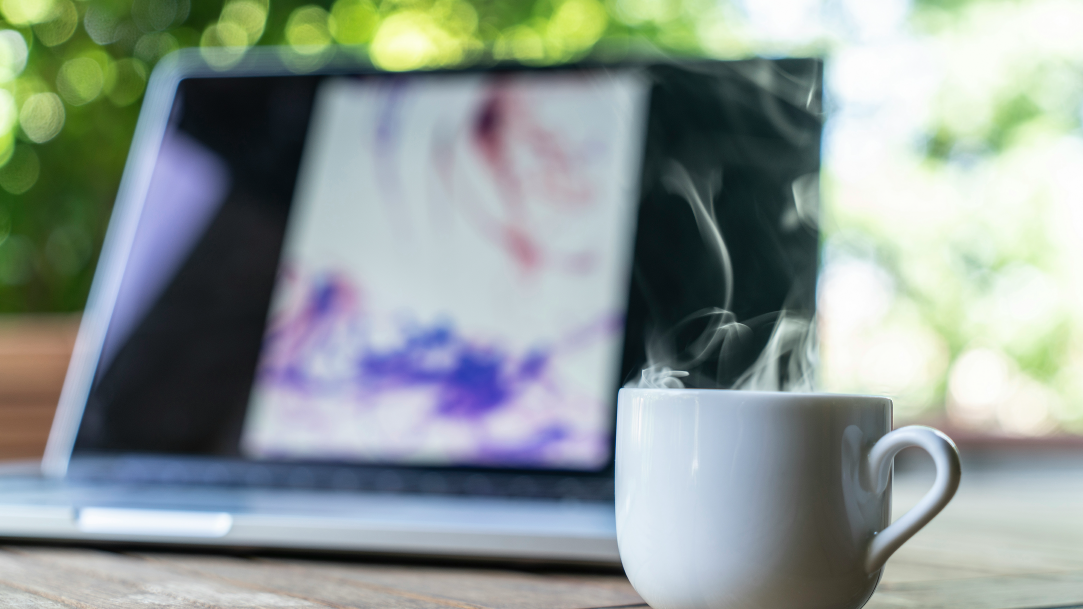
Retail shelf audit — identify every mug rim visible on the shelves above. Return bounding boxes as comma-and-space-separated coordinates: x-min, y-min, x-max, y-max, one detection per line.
618, 386, 890, 401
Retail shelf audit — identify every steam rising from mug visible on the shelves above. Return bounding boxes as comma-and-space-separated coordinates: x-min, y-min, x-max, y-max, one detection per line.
632, 161, 818, 392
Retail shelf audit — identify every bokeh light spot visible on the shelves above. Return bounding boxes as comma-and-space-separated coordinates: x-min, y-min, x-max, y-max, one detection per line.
370, 11, 463, 71
57, 57, 105, 106
132, 0, 181, 33
0, 0, 55, 25
19, 92, 65, 143
329, 0, 378, 46
0, 145, 39, 194
0, 30, 29, 83
0, 90, 16, 135
31, 0, 77, 46
200, 23, 248, 69
493, 25, 545, 62
0, 132, 12, 167
83, 5, 121, 45
546, 0, 608, 57
104, 58, 147, 106
222, 0, 267, 44
202, 21, 247, 48
948, 347, 1012, 428
286, 5, 332, 54
134, 31, 180, 63
998, 376, 1057, 436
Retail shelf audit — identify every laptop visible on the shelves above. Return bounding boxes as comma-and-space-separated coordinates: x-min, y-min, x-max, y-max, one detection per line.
0, 49, 822, 565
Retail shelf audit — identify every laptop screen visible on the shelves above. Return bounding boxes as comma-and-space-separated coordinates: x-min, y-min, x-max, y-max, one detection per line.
242, 73, 647, 469
66, 59, 821, 492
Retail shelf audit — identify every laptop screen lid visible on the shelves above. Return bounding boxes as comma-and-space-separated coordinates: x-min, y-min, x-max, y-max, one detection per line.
43, 51, 821, 499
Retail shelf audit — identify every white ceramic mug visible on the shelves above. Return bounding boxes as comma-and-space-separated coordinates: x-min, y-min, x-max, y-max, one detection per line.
615, 388, 961, 609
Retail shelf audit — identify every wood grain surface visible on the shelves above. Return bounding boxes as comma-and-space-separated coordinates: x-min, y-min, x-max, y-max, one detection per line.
868, 467, 1083, 609
0, 466, 1080, 609
0, 547, 647, 609
0, 316, 78, 460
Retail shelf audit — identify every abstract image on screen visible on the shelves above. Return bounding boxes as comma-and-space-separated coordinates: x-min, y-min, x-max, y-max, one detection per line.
240, 71, 648, 469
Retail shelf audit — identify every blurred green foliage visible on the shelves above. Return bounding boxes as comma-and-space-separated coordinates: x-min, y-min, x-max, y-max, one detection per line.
818, 0, 1083, 435
2, 0, 1082, 434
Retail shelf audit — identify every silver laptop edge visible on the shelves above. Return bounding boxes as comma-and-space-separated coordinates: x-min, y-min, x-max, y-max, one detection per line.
0, 478, 618, 562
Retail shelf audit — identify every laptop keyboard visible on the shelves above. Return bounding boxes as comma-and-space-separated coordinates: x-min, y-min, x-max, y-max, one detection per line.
66, 457, 615, 502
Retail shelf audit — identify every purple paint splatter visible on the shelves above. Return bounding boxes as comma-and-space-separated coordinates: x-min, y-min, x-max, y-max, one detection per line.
257, 272, 555, 419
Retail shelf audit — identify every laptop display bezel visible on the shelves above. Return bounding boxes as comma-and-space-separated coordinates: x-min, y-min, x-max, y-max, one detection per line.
42, 50, 823, 497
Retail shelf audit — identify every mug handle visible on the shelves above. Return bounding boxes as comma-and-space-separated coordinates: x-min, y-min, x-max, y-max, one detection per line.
863, 425, 962, 573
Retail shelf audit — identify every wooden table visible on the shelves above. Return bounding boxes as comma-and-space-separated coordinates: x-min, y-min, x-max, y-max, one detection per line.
0, 462, 1079, 609
868, 461, 1083, 609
